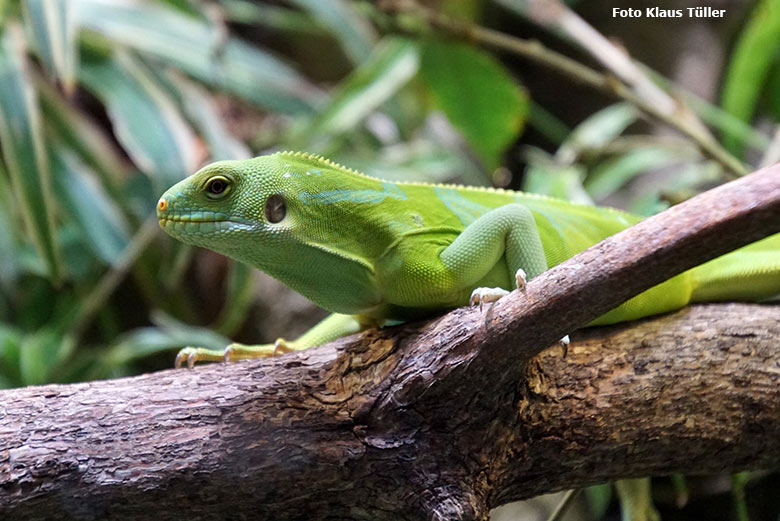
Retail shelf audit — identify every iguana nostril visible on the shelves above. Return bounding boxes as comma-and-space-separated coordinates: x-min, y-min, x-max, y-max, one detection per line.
158, 198, 168, 211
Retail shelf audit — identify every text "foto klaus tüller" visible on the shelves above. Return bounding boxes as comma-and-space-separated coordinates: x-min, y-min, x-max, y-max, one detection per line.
613, 7, 726, 18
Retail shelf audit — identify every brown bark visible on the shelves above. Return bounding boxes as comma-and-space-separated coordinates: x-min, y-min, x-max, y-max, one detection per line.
1, 165, 779, 520
1, 304, 778, 520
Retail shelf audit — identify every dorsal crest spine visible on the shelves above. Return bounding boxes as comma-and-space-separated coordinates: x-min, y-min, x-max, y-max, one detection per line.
278, 151, 363, 177
274, 151, 632, 219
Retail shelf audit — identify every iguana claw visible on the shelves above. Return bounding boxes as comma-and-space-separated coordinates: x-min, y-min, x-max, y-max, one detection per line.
174, 349, 189, 369
174, 348, 198, 369
559, 334, 570, 357
515, 268, 527, 292
273, 338, 294, 356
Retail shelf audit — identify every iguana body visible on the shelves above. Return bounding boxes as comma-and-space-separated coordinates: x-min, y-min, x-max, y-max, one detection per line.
157, 152, 780, 366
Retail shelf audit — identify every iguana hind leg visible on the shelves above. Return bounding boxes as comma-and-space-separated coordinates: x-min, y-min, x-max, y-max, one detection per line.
175, 313, 362, 368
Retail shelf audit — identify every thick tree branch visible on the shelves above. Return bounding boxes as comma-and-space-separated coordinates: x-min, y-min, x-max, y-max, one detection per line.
1, 165, 779, 520
499, 303, 780, 503
1, 304, 778, 520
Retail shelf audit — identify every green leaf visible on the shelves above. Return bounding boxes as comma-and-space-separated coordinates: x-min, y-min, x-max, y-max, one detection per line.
585, 484, 612, 521
731, 472, 751, 521
167, 72, 251, 161
37, 76, 128, 194
0, 163, 19, 287
19, 327, 74, 386
101, 323, 230, 369
419, 39, 528, 169
0, 24, 61, 282
50, 146, 130, 265
79, 51, 199, 188
585, 146, 693, 200
222, 0, 328, 36
627, 161, 721, 216
522, 147, 592, 204
296, 37, 418, 145
334, 138, 486, 186
77, 0, 321, 114
0, 323, 23, 388
212, 262, 254, 336
527, 101, 570, 146
22, 0, 78, 93
721, 0, 780, 156
646, 67, 771, 152
286, 0, 376, 64
614, 478, 660, 521
556, 103, 638, 164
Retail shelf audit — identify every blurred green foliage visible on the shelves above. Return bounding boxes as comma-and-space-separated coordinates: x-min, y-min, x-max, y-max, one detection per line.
0, 0, 778, 519
720, 0, 780, 157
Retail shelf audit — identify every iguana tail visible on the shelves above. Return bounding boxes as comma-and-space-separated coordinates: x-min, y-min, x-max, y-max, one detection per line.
690, 232, 780, 303
591, 232, 780, 326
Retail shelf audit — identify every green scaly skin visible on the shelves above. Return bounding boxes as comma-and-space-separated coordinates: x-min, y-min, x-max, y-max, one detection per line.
157, 152, 780, 367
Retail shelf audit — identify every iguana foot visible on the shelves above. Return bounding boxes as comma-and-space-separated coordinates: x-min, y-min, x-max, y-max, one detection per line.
175, 346, 226, 369
469, 268, 528, 311
469, 287, 510, 311
223, 338, 298, 361
175, 339, 300, 368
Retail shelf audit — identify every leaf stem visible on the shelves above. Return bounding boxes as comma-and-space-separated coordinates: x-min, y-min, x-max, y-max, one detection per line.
69, 216, 159, 342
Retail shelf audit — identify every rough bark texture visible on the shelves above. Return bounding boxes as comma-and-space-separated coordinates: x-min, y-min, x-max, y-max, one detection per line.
501, 304, 780, 503
1, 166, 779, 520
1, 304, 778, 520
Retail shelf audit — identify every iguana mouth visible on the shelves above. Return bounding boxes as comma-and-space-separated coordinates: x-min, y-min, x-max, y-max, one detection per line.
157, 195, 249, 225
158, 211, 239, 223
158, 212, 252, 232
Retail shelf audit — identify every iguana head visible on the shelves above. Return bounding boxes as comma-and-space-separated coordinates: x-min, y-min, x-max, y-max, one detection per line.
156, 153, 383, 314
157, 156, 289, 257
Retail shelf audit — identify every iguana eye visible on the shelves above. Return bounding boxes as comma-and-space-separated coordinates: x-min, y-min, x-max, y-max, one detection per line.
205, 176, 230, 198
265, 194, 286, 223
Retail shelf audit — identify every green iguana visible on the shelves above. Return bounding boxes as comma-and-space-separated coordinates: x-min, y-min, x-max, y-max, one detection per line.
156, 151, 780, 367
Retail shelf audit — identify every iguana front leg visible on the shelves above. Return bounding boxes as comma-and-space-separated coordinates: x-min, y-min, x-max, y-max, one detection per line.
175, 313, 363, 368
441, 203, 570, 348
439, 203, 548, 304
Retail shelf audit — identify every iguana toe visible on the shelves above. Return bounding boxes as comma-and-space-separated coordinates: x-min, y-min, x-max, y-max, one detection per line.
469, 287, 510, 311
223, 342, 279, 361
273, 338, 296, 356
175, 346, 225, 368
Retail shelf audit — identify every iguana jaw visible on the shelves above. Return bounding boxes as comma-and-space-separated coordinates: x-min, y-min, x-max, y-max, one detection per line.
159, 211, 253, 232
157, 197, 255, 236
